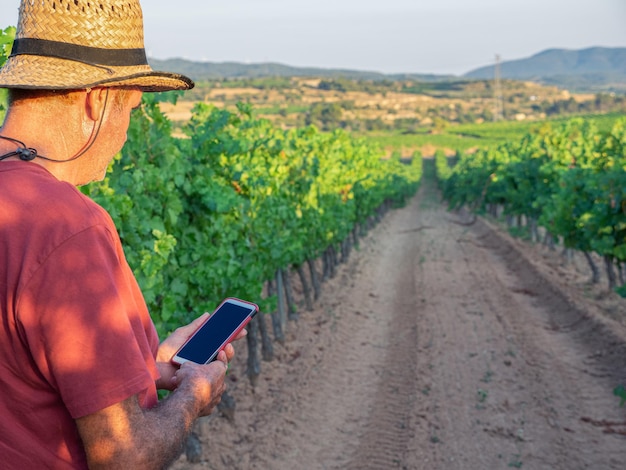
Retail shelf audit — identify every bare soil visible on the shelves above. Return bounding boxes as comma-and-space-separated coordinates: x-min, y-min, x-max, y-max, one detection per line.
172, 167, 626, 470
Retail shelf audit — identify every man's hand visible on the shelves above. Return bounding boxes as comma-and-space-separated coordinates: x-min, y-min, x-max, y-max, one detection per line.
171, 360, 229, 416
155, 313, 247, 390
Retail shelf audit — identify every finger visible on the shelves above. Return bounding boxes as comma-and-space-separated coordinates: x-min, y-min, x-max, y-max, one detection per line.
217, 356, 229, 375
172, 313, 209, 338
189, 312, 210, 328
170, 361, 192, 385
216, 349, 229, 364
234, 328, 248, 340
223, 343, 235, 362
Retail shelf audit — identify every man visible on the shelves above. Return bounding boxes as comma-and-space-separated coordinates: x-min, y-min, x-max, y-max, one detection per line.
0, 1, 240, 468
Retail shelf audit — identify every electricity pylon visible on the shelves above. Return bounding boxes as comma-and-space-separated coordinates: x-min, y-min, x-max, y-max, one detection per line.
493, 54, 504, 121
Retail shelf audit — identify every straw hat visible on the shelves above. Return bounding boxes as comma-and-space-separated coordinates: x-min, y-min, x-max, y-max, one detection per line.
0, 0, 193, 92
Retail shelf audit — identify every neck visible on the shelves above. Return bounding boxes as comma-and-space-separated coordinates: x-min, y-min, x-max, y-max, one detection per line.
0, 94, 90, 184
0, 135, 40, 162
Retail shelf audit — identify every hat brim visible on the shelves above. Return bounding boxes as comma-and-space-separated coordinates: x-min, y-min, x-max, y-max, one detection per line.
0, 54, 194, 92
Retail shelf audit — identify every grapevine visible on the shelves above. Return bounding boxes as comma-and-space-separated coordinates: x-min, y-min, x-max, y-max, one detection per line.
438, 116, 626, 293
82, 97, 422, 336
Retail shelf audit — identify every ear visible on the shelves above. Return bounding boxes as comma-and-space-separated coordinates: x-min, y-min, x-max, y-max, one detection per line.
84, 87, 110, 122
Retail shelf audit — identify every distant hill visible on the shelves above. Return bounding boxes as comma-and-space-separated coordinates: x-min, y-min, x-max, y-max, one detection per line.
464, 47, 626, 92
149, 47, 626, 93
147, 58, 454, 83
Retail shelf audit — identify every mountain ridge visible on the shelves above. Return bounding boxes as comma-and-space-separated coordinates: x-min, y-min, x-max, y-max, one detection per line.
147, 58, 454, 83
464, 47, 626, 86
148, 46, 626, 92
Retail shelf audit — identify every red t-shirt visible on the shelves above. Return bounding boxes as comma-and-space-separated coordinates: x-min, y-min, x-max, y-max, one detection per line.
0, 162, 160, 468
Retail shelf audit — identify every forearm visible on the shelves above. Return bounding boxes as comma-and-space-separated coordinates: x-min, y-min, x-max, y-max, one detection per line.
134, 387, 203, 468
77, 393, 196, 469
77, 364, 224, 469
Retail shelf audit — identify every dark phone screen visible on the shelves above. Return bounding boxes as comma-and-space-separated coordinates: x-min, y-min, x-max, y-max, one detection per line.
177, 302, 255, 364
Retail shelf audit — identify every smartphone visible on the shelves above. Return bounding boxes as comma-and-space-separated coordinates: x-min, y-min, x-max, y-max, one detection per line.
171, 297, 259, 365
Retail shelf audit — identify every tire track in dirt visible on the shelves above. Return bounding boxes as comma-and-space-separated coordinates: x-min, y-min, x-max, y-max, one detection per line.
341, 193, 422, 469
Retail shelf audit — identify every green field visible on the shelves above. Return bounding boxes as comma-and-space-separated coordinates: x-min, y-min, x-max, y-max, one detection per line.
362, 112, 626, 155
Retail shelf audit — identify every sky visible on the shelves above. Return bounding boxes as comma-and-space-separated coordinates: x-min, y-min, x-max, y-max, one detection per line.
2, 0, 625, 76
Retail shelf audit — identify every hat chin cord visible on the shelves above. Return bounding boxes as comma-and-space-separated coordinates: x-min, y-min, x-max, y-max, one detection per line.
0, 88, 109, 163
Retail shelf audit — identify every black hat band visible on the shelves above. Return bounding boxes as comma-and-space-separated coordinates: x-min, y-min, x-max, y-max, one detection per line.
10, 38, 148, 67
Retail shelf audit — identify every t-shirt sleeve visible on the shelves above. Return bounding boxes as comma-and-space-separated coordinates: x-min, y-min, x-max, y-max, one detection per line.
16, 224, 159, 418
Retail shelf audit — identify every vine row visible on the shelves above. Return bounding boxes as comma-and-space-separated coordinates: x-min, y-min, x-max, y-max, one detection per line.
436, 116, 626, 294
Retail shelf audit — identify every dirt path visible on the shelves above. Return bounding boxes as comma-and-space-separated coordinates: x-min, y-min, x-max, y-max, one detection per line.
173, 163, 626, 470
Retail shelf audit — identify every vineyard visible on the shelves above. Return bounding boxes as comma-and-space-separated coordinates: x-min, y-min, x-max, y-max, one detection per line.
2, 26, 626, 468
436, 117, 626, 295
170, 159, 626, 469
82, 96, 422, 338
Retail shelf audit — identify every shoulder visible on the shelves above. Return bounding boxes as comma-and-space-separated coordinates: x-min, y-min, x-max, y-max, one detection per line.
1, 163, 124, 290
1, 162, 116, 238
